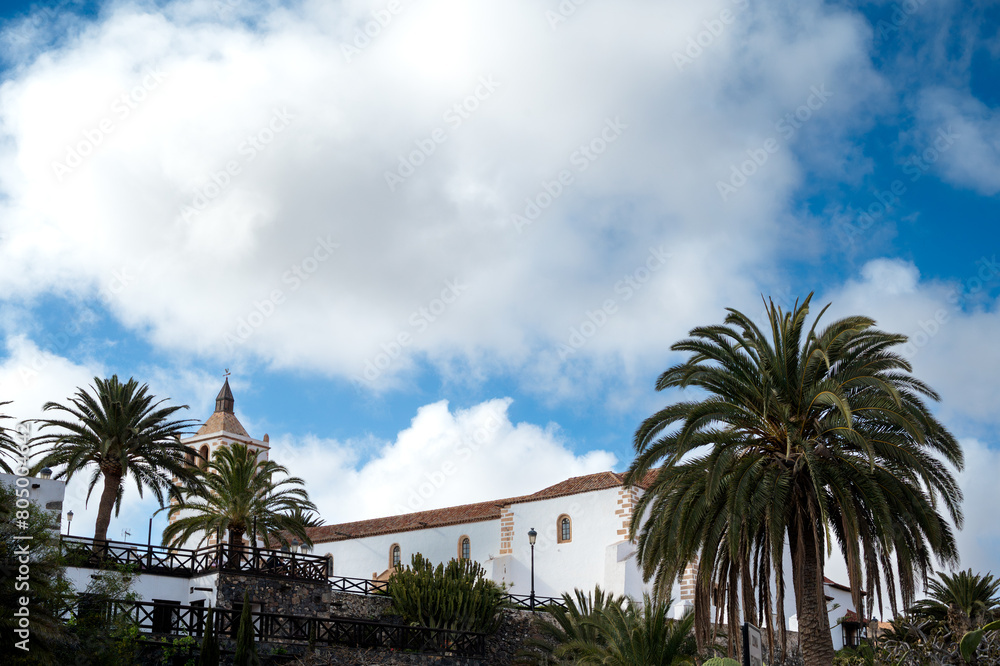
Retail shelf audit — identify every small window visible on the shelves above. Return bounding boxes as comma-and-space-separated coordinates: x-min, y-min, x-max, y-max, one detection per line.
390, 544, 401, 569
557, 515, 572, 543
459, 537, 471, 560
325, 553, 334, 576
199, 445, 210, 469
185, 450, 195, 467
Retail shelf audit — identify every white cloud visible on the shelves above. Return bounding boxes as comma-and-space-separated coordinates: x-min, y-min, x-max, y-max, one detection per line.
269, 397, 617, 523
0, 0, 882, 394
825, 257, 1000, 428
0, 334, 104, 422
914, 87, 1000, 195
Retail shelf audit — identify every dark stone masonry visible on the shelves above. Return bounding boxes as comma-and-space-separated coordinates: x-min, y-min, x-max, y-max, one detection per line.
216, 572, 331, 617
206, 584, 539, 665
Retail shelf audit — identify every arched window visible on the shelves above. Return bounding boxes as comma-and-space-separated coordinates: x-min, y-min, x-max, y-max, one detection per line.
185, 450, 195, 467
557, 515, 572, 543
390, 544, 401, 569
325, 553, 334, 577
199, 445, 210, 469
459, 536, 471, 560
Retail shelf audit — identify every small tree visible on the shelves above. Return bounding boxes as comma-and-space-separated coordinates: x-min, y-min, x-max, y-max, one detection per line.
197, 607, 219, 666
233, 591, 260, 666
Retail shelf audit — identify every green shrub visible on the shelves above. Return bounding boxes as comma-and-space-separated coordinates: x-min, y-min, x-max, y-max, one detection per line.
161, 635, 198, 665
72, 563, 142, 665
386, 553, 505, 634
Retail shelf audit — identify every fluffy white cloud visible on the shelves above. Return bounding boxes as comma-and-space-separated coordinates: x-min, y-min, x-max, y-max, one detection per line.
825, 257, 1000, 428
914, 87, 1000, 196
0, 334, 104, 422
269, 397, 617, 523
0, 0, 882, 392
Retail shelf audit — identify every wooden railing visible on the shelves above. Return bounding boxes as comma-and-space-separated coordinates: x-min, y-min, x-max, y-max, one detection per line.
69, 599, 486, 658
60, 536, 330, 582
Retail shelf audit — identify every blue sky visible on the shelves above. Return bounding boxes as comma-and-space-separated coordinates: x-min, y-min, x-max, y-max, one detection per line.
0, 0, 998, 596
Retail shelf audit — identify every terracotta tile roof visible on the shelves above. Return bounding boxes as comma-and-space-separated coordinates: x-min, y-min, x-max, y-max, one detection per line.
308, 498, 510, 544
509, 471, 627, 504
195, 410, 250, 438
842, 609, 868, 623
824, 576, 866, 595
309, 469, 656, 544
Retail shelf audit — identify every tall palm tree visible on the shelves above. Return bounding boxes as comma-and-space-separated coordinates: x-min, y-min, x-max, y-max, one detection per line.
162, 442, 316, 560
33, 376, 200, 544
624, 295, 964, 666
909, 569, 1000, 638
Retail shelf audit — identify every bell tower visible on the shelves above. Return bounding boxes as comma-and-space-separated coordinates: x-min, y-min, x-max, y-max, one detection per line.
170, 376, 271, 548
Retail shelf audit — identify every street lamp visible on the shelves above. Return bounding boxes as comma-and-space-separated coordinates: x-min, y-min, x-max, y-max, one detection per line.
66, 510, 73, 536
528, 527, 537, 611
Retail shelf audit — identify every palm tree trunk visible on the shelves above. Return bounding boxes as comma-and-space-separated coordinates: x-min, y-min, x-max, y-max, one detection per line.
93, 471, 122, 545
790, 518, 835, 666
228, 526, 245, 568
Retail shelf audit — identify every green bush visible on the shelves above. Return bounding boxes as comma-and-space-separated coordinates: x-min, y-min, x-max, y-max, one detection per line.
71, 563, 142, 665
386, 553, 505, 634
160, 635, 198, 665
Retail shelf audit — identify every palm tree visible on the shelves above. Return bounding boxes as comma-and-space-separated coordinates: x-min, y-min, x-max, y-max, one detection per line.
624, 295, 964, 666
569, 594, 697, 666
33, 376, 200, 544
162, 442, 316, 561
0, 401, 22, 474
518, 585, 627, 664
284, 505, 325, 530
909, 569, 1000, 638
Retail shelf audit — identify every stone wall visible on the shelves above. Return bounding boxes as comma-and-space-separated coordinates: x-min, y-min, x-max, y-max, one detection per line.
214, 579, 539, 664
216, 572, 330, 617
214, 604, 538, 665
327, 589, 393, 619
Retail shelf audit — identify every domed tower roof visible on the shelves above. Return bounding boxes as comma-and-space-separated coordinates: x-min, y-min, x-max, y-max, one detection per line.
195, 378, 249, 437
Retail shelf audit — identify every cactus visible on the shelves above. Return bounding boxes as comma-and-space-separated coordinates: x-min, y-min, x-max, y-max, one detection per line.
386, 553, 505, 634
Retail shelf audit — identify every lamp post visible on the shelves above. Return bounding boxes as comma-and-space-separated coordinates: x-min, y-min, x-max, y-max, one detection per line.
66, 510, 73, 536
528, 527, 537, 611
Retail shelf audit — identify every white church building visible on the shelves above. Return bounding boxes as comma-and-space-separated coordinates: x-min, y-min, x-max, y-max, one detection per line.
305, 468, 656, 603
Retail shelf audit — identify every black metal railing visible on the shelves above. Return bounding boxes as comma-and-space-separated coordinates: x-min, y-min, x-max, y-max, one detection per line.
60, 536, 329, 582
325, 574, 565, 611
503, 593, 568, 611
328, 575, 388, 595
68, 599, 486, 658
